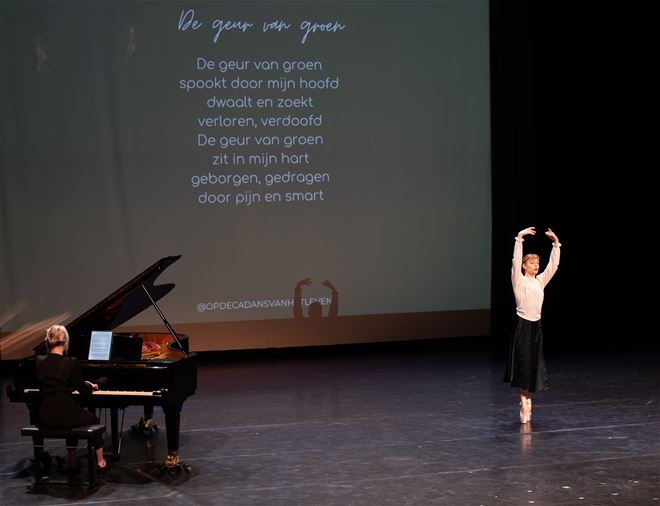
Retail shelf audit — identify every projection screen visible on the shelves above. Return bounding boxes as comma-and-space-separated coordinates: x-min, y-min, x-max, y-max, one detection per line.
0, 0, 491, 357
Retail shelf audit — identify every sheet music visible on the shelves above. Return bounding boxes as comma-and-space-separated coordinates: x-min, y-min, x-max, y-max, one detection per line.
88, 330, 112, 360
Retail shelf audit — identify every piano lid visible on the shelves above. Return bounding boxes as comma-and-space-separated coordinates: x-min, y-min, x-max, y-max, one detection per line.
65, 255, 182, 340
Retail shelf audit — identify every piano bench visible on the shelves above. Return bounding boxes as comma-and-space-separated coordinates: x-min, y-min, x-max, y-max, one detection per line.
21, 424, 106, 493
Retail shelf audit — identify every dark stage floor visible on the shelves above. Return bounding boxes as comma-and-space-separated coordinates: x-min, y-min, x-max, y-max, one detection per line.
1, 340, 658, 505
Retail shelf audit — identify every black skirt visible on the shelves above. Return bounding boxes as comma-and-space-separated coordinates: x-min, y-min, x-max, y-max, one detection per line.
503, 317, 548, 393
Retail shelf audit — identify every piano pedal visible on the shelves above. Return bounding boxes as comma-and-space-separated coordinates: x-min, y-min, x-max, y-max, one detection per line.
131, 417, 159, 435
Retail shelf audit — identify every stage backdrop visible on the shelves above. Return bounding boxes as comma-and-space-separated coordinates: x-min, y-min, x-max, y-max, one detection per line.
0, 0, 491, 358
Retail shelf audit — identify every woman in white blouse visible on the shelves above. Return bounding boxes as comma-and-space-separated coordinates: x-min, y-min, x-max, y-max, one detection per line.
504, 226, 561, 423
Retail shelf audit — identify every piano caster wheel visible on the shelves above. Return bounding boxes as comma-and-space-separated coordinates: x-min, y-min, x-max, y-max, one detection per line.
158, 452, 192, 475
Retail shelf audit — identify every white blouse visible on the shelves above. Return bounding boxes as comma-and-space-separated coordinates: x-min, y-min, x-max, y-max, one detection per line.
511, 237, 561, 322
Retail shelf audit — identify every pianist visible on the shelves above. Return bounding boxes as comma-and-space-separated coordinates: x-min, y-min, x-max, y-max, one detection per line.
35, 325, 107, 472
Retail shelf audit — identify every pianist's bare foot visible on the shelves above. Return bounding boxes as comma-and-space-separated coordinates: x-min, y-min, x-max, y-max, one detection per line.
96, 447, 107, 469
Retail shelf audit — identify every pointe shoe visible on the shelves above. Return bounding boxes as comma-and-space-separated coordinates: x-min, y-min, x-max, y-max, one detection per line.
525, 398, 533, 422
519, 401, 531, 424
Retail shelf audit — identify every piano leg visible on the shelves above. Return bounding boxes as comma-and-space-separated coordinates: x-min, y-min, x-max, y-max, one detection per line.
110, 408, 120, 458
161, 405, 191, 473
82, 407, 120, 462
144, 405, 154, 422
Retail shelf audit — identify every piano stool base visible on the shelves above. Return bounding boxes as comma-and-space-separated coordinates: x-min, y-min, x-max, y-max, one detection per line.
20, 424, 106, 495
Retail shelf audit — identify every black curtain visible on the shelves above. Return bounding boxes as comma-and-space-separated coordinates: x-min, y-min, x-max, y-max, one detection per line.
489, 1, 632, 349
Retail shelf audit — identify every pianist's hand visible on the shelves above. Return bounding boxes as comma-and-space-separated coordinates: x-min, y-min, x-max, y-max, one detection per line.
85, 380, 99, 391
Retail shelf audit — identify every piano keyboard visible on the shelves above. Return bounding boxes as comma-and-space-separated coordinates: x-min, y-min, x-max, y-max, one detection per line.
92, 390, 162, 397
22, 388, 162, 397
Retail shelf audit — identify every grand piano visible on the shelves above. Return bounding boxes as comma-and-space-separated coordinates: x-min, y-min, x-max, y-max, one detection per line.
6, 255, 197, 471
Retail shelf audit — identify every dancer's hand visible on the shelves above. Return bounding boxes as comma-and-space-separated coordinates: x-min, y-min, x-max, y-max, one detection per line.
517, 226, 536, 239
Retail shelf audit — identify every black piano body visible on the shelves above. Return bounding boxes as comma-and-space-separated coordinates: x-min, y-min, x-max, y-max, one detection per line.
6, 256, 197, 469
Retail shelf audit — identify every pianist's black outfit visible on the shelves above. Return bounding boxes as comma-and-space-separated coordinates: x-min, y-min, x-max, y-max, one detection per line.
35, 353, 104, 451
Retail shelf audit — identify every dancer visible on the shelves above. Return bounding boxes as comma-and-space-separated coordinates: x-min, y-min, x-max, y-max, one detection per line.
504, 226, 561, 423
